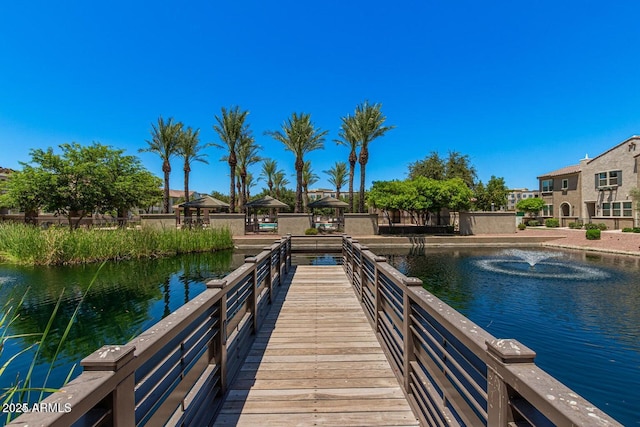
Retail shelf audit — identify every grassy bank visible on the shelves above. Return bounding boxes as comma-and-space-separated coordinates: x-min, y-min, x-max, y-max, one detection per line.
0, 223, 234, 265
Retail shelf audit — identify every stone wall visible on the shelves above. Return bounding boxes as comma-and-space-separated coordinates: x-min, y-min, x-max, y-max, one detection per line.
140, 214, 177, 229
343, 214, 379, 235
209, 213, 245, 236
277, 213, 313, 236
459, 212, 516, 235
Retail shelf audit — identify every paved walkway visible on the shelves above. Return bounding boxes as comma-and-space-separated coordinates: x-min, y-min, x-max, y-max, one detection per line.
517, 227, 640, 256
214, 265, 419, 427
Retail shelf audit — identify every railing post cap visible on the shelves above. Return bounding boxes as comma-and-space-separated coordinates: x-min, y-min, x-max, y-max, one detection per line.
486, 339, 536, 363
207, 278, 227, 288
81, 344, 135, 371
402, 277, 423, 287
359, 245, 369, 250
374, 256, 387, 262
264, 246, 273, 251
245, 256, 258, 263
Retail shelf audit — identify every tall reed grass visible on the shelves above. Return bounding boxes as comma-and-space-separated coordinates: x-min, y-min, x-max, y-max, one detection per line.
0, 223, 233, 265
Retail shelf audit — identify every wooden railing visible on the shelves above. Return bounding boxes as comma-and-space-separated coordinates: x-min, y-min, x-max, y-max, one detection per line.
342, 236, 622, 427
7, 236, 291, 427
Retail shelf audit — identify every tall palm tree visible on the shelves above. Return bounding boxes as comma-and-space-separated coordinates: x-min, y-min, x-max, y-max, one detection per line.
259, 159, 278, 196
352, 101, 395, 213
324, 161, 348, 201
273, 170, 289, 200
213, 106, 250, 213
140, 116, 183, 213
301, 160, 319, 212
335, 114, 359, 213
265, 113, 327, 212
177, 126, 208, 220
245, 172, 256, 201
236, 134, 261, 213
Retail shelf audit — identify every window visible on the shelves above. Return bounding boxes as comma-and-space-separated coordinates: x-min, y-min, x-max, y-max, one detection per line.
542, 204, 553, 216
596, 171, 622, 188
601, 201, 633, 217
561, 179, 568, 190
542, 179, 553, 193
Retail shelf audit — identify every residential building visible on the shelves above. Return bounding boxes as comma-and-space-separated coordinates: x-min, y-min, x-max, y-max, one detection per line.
506, 188, 539, 211
148, 189, 201, 214
307, 188, 337, 201
537, 136, 640, 229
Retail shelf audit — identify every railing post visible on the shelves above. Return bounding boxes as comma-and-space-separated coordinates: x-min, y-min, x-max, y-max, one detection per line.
285, 234, 292, 272
402, 277, 423, 392
486, 339, 537, 427
358, 244, 367, 303
264, 246, 274, 303
245, 257, 259, 332
81, 345, 136, 427
373, 255, 387, 331
208, 279, 228, 394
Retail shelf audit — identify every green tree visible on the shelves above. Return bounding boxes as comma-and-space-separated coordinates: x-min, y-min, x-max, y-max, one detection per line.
139, 116, 182, 213
474, 176, 508, 211
516, 197, 545, 217
301, 160, 319, 212
3, 143, 162, 228
336, 113, 359, 213
273, 170, 290, 200
213, 106, 250, 213
408, 152, 445, 181
259, 159, 278, 196
351, 101, 395, 213
265, 112, 327, 212
409, 151, 477, 189
235, 134, 261, 212
324, 161, 348, 202
177, 126, 209, 219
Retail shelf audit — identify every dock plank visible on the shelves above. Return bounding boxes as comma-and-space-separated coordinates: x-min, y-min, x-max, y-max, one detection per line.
214, 265, 418, 426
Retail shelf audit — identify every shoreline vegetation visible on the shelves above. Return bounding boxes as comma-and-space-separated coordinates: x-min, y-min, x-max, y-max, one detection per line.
0, 223, 233, 266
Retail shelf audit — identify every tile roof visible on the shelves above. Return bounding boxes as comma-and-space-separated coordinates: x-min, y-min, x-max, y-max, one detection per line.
537, 164, 581, 179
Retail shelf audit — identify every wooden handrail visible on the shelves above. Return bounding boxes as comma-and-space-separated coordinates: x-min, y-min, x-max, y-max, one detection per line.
341, 235, 621, 427
7, 236, 291, 427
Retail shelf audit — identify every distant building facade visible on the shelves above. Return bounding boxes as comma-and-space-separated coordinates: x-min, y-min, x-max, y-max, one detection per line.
506, 188, 539, 211
537, 136, 640, 229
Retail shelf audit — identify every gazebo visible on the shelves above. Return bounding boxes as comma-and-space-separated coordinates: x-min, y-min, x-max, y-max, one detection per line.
307, 196, 349, 231
176, 195, 230, 226
244, 196, 289, 232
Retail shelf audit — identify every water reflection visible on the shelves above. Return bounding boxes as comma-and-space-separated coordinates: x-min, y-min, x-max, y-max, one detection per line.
382, 247, 640, 426
0, 250, 246, 405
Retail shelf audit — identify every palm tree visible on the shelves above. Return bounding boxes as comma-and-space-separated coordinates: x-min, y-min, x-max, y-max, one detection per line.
335, 114, 359, 213
140, 116, 182, 213
259, 159, 278, 196
236, 134, 261, 213
301, 160, 319, 212
213, 106, 250, 213
324, 161, 348, 201
273, 170, 289, 200
265, 113, 327, 212
352, 101, 395, 213
245, 172, 256, 201
177, 126, 208, 220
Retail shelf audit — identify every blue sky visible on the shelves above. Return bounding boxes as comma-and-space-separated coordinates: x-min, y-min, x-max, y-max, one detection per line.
2, 1, 640, 195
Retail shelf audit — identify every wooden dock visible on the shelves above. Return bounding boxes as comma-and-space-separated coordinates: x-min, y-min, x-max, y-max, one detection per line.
214, 265, 419, 427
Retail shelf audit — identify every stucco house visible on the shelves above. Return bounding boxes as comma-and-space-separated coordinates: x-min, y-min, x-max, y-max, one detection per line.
537, 136, 640, 229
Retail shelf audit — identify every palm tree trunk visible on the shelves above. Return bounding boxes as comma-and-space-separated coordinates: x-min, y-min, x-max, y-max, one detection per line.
348, 156, 356, 213
163, 171, 171, 214
229, 163, 236, 213
184, 166, 191, 223
295, 157, 304, 213
358, 146, 368, 213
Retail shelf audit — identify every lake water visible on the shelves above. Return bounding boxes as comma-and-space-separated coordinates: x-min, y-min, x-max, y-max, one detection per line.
2, 247, 638, 425
0, 250, 247, 423
381, 247, 640, 426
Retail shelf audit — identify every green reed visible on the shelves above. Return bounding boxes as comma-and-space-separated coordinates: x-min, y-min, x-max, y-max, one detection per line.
0, 223, 233, 266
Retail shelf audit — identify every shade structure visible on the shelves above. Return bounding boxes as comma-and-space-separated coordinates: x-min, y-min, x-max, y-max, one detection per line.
244, 195, 289, 209
179, 195, 230, 209
307, 196, 349, 209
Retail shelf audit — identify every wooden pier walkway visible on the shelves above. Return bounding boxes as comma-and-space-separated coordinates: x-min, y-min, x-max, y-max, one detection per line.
214, 265, 419, 427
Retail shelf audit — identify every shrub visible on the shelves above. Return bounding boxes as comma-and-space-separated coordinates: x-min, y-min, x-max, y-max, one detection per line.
545, 218, 560, 228
568, 222, 583, 229
597, 223, 608, 230
517, 223, 526, 230
584, 223, 600, 230
305, 227, 319, 235
635, 228, 640, 233
586, 229, 601, 240
622, 227, 634, 233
